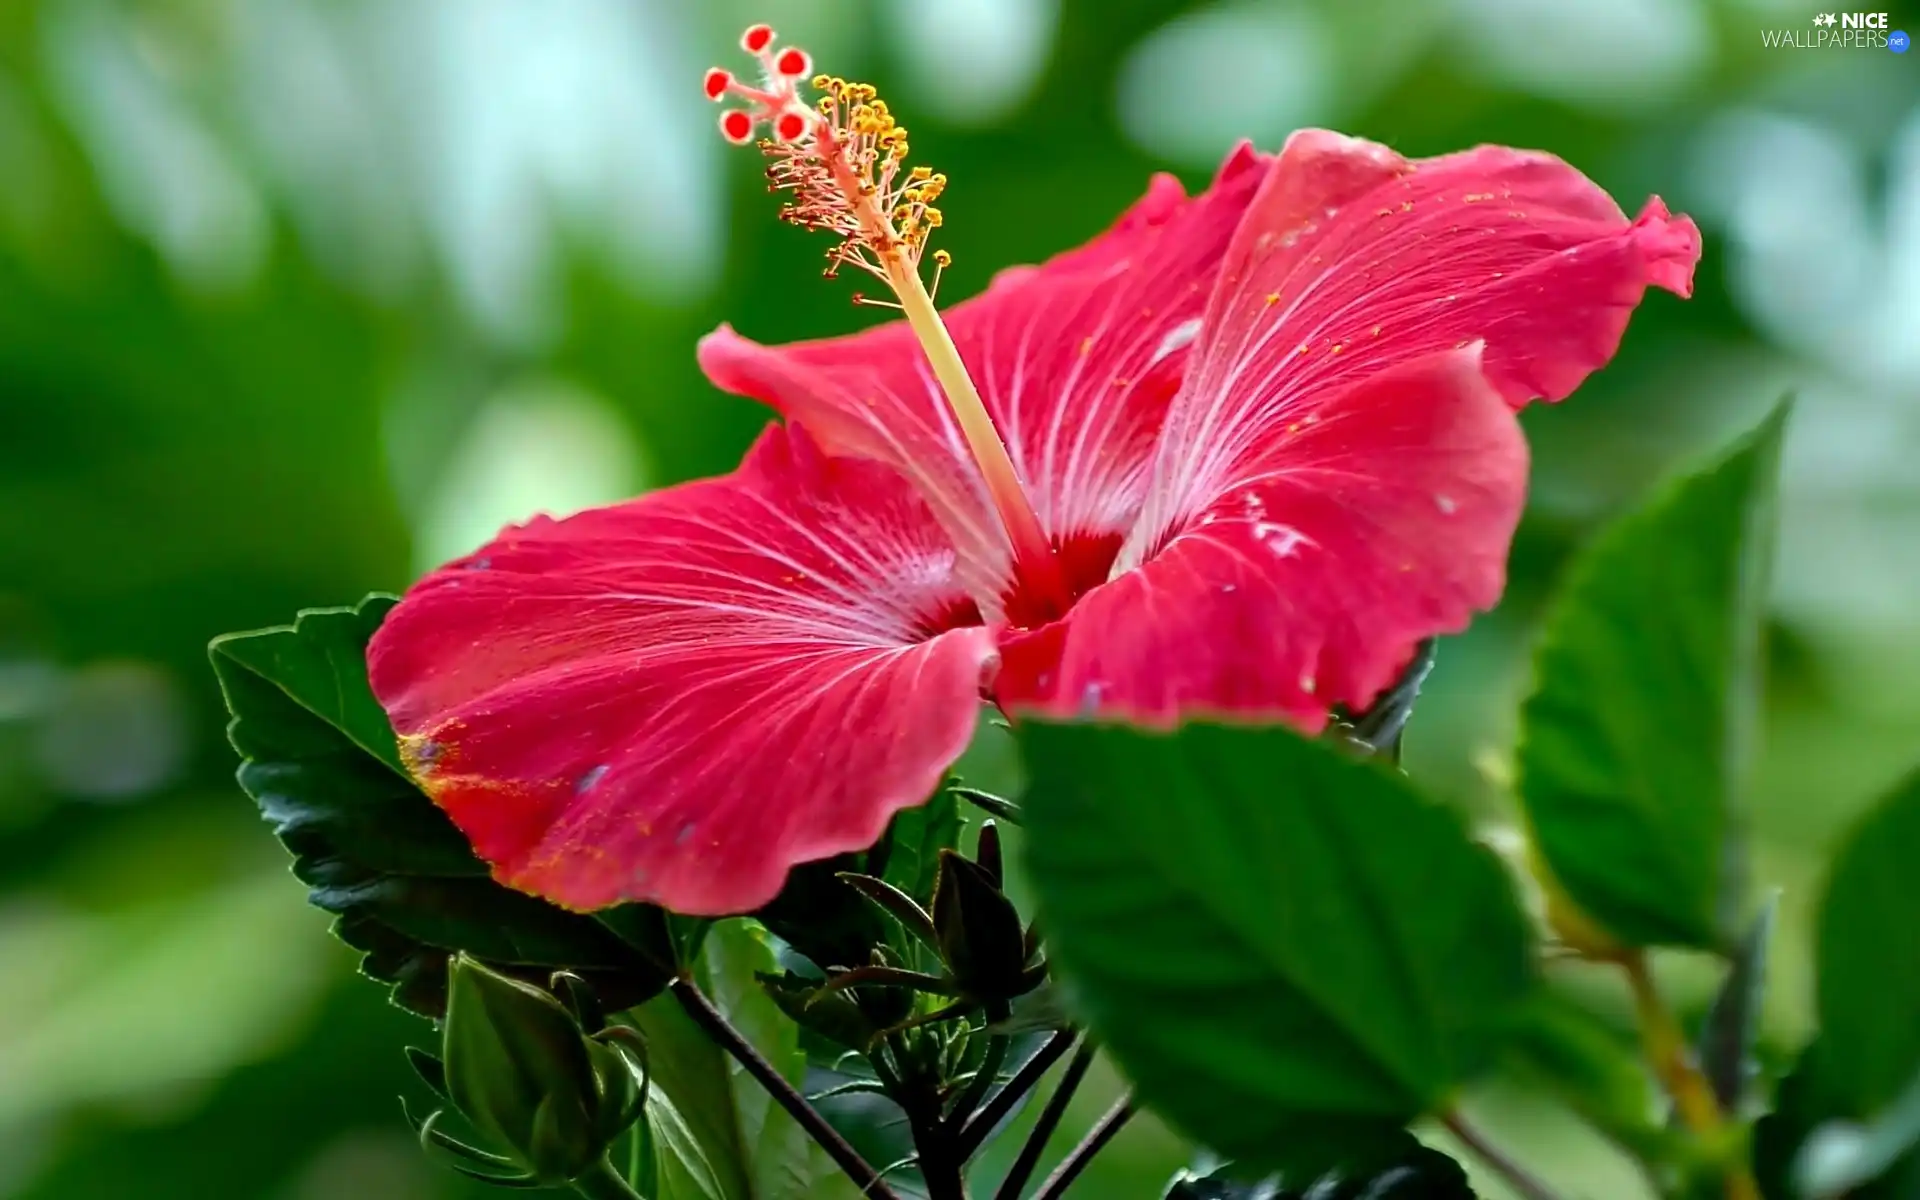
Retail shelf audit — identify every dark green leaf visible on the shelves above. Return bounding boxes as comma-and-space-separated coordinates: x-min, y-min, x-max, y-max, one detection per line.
1019, 720, 1535, 1177
753, 856, 890, 973
950, 786, 1023, 826
1518, 404, 1788, 949
214, 595, 409, 773
1755, 1041, 1830, 1200
1755, 1042, 1920, 1200
1817, 767, 1920, 1111
210, 597, 672, 1018
1164, 1143, 1476, 1198
801, 1064, 926, 1200
985, 984, 1074, 1037
836, 873, 940, 952
880, 789, 964, 903
595, 906, 711, 971
1793, 1067, 1920, 1200
408, 1047, 450, 1100
336, 911, 464, 1017
1755, 768, 1920, 1198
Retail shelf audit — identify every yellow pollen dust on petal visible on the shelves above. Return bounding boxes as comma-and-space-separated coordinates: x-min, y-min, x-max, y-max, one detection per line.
708, 27, 1070, 615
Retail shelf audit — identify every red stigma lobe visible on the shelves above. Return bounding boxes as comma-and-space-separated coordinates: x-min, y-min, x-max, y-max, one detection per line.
775, 48, 810, 77
720, 110, 755, 143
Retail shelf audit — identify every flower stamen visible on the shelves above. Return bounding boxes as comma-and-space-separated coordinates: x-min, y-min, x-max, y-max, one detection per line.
705, 26, 1071, 619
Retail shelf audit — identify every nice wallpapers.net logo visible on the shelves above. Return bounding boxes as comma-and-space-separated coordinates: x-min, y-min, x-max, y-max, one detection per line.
1761, 12, 1909, 51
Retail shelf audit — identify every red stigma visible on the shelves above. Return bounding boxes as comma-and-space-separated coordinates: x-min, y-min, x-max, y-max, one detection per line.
720, 110, 755, 144
741, 24, 774, 53
775, 110, 809, 142
703, 68, 732, 100
775, 48, 810, 77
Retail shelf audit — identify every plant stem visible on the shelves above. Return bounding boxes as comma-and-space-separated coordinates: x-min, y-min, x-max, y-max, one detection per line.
909, 1099, 970, 1200
670, 977, 898, 1199
1621, 953, 1760, 1200
1441, 1111, 1562, 1200
992, 1040, 1098, 1200
948, 1006, 1012, 1128
958, 1030, 1078, 1158
891, 1040, 966, 1200
1029, 1096, 1135, 1200
571, 1156, 645, 1200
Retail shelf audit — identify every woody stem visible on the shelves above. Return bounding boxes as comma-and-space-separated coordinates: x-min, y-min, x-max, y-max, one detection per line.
671, 977, 898, 1199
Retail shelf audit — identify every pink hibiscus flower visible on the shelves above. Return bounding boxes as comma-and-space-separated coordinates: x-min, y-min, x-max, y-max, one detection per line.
368, 26, 1701, 916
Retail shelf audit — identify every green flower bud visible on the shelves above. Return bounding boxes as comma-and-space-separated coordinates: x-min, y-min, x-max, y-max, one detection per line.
441, 955, 643, 1185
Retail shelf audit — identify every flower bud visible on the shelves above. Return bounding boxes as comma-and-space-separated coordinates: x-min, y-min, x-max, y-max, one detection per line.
440, 955, 643, 1185
931, 850, 1032, 1002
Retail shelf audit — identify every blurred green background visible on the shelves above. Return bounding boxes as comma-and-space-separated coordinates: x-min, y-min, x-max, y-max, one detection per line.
2, 0, 1916, 1195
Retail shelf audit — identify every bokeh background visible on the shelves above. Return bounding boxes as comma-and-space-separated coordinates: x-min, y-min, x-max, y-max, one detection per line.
2, 0, 1917, 1195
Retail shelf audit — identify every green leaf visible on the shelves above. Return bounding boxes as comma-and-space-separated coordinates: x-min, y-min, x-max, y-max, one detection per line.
210, 597, 673, 1018
1164, 1144, 1476, 1198
214, 595, 412, 773
1793, 1067, 1920, 1200
1503, 993, 1668, 1161
1518, 404, 1788, 949
1754, 767, 1920, 1198
753, 856, 890, 974
629, 920, 862, 1200
1817, 767, 1920, 1112
880, 788, 963, 904
1755, 1043, 1920, 1200
950, 785, 1023, 826
1018, 720, 1535, 1177
636, 1084, 733, 1200
985, 984, 1074, 1037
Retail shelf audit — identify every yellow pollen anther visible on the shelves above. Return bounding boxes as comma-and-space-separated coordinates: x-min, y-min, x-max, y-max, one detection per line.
711, 26, 1070, 617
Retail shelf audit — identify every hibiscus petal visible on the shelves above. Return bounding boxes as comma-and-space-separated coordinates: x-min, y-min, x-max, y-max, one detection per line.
995, 344, 1525, 727
1130, 128, 1701, 553
698, 145, 1268, 614
367, 426, 997, 916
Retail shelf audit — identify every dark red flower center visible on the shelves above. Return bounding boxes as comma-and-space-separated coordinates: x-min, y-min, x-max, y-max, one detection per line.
914, 529, 1123, 639
1002, 530, 1124, 629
